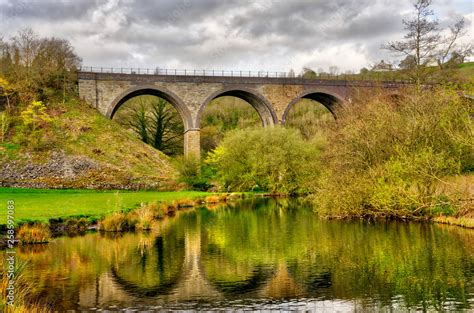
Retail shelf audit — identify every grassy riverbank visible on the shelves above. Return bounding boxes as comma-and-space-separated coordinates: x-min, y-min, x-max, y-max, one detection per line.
0, 188, 211, 224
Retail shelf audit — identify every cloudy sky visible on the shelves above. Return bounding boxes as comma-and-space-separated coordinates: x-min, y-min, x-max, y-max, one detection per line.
0, 0, 472, 73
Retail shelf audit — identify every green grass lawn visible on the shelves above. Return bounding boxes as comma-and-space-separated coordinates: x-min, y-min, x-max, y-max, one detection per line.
458, 61, 474, 69
0, 188, 211, 224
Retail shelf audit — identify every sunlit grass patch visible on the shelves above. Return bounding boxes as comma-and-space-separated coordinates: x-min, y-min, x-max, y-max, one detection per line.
434, 215, 474, 228
0, 188, 211, 224
98, 211, 129, 232
131, 202, 158, 231
17, 223, 51, 244
204, 195, 221, 204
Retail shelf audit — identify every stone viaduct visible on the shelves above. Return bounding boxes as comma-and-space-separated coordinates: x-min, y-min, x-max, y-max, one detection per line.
78, 69, 407, 157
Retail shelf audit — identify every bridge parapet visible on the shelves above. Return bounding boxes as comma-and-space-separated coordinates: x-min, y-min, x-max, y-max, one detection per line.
78, 68, 412, 87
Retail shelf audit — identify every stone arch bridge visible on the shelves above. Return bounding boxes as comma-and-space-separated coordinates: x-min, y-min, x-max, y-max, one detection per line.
78, 68, 407, 157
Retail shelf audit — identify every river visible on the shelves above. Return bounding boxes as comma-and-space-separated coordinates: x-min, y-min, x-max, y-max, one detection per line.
5, 198, 474, 311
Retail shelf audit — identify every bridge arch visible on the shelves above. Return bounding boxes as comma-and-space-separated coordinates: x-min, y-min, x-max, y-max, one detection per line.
196, 87, 278, 128
107, 85, 194, 131
281, 89, 346, 125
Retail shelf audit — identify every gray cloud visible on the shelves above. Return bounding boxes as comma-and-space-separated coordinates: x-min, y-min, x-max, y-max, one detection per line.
0, 0, 471, 72
127, 0, 236, 26
0, 0, 98, 20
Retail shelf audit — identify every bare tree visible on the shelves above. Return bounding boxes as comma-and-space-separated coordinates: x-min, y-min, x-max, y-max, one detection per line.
436, 19, 472, 69
1, 29, 81, 103
452, 44, 473, 64
35, 37, 82, 99
36, 38, 81, 71
329, 66, 339, 76
383, 0, 440, 84
10, 28, 41, 70
288, 69, 295, 78
383, 0, 469, 84
0, 35, 6, 60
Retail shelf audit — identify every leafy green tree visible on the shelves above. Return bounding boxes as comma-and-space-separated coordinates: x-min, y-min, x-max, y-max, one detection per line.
302, 67, 317, 79
359, 67, 369, 74
115, 96, 184, 155
20, 100, 52, 131
149, 98, 183, 154
175, 156, 212, 190
128, 101, 149, 144
0, 76, 14, 111
15, 100, 53, 149
206, 127, 321, 194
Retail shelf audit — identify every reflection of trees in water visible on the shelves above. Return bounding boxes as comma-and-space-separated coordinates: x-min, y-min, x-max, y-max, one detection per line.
207, 265, 274, 296
201, 198, 331, 297
110, 232, 186, 297
11, 199, 474, 311
199, 199, 474, 310
18, 243, 49, 254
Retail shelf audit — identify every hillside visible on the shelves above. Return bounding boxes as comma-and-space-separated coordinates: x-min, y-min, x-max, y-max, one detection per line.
363, 62, 474, 86
307, 62, 474, 89
0, 97, 177, 189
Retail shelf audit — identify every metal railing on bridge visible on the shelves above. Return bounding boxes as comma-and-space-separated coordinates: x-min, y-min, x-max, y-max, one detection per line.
79, 66, 291, 78
78, 66, 415, 83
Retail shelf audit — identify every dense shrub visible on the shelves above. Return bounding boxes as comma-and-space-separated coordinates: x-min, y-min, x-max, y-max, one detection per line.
175, 156, 213, 190
206, 127, 321, 194
129, 202, 160, 230
0, 111, 10, 142
14, 100, 54, 149
98, 212, 129, 232
315, 87, 473, 218
101, 202, 171, 232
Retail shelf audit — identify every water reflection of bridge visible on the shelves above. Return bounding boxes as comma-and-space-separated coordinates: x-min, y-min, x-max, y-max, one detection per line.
78, 226, 331, 308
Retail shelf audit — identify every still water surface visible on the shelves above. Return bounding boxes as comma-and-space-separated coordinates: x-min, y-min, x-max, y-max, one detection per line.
10, 199, 474, 311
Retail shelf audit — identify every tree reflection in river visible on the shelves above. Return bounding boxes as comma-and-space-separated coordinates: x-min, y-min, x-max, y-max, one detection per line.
4, 198, 473, 311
